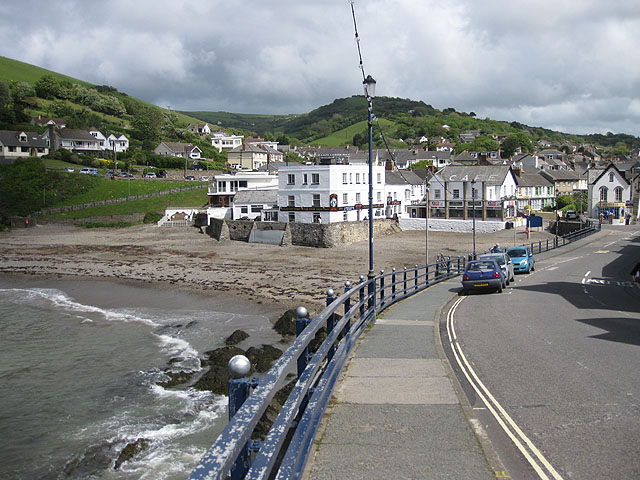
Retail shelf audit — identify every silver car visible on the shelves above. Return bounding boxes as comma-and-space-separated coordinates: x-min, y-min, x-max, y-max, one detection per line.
478, 252, 515, 286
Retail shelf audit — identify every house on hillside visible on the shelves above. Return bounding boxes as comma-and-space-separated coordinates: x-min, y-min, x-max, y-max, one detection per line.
43, 127, 101, 155
154, 142, 202, 160
188, 123, 211, 136
211, 130, 243, 152
227, 143, 268, 170
107, 134, 129, 153
30, 116, 66, 128
0, 130, 49, 162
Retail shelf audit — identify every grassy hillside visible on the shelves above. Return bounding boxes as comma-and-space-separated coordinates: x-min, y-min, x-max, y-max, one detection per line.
310, 118, 396, 146
0, 56, 94, 88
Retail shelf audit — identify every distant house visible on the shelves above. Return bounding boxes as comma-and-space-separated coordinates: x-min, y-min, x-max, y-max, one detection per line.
154, 142, 202, 159
227, 143, 268, 170
30, 115, 66, 129
515, 172, 555, 212
43, 127, 101, 154
88, 128, 107, 149
0, 130, 49, 162
188, 123, 211, 136
107, 134, 129, 153
232, 189, 278, 220
211, 130, 243, 152
540, 169, 580, 196
436, 142, 455, 152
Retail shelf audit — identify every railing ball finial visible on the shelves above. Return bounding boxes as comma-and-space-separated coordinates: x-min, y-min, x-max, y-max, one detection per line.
296, 306, 308, 319
380, 269, 384, 274
359, 275, 365, 283
344, 280, 352, 289
326, 288, 334, 297
228, 354, 251, 378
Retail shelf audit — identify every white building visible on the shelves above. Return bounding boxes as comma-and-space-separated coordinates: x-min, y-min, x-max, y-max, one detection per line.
232, 189, 278, 220
107, 134, 129, 153
211, 131, 243, 152
208, 170, 279, 209
587, 164, 631, 221
274, 162, 386, 224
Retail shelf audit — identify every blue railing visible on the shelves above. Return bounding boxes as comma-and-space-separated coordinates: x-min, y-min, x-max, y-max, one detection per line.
189, 257, 464, 480
190, 222, 601, 480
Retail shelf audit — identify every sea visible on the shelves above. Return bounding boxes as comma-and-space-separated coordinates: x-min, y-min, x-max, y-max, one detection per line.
0, 277, 285, 480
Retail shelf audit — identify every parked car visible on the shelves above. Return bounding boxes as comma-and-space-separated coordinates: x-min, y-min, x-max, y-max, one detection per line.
144, 172, 156, 178
565, 210, 578, 220
79, 167, 91, 174
119, 171, 133, 178
185, 175, 196, 181
461, 260, 504, 294
199, 176, 210, 182
64, 167, 75, 173
478, 252, 514, 286
156, 170, 167, 178
506, 246, 535, 274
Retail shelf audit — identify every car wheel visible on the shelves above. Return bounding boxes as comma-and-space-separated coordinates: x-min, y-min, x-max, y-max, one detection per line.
532, 264, 535, 271
496, 283, 503, 293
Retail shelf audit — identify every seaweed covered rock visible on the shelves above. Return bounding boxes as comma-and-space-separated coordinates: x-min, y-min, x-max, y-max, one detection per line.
194, 346, 247, 395
114, 438, 150, 470
273, 309, 297, 336
225, 329, 250, 346
245, 344, 283, 373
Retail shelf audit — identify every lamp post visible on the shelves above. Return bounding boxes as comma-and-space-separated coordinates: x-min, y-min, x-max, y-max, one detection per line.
364, 74, 376, 277
471, 179, 476, 259
425, 171, 429, 265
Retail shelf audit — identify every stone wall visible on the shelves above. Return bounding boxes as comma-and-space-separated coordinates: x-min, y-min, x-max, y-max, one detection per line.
37, 213, 146, 225
400, 217, 508, 233
206, 219, 399, 248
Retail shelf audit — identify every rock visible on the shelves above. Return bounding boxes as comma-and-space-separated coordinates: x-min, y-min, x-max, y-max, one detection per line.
194, 346, 249, 395
225, 329, 250, 346
114, 438, 151, 470
156, 370, 197, 388
63, 442, 118, 477
245, 344, 283, 373
273, 309, 297, 336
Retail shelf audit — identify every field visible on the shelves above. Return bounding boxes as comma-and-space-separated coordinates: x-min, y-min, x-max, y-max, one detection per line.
311, 118, 396, 146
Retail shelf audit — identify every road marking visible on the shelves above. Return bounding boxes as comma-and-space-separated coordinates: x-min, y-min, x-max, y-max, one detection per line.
547, 267, 558, 271
447, 297, 564, 480
585, 271, 591, 277
594, 250, 609, 254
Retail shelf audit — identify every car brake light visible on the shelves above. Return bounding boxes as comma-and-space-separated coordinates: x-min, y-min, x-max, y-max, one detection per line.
493, 272, 501, 278
463, 274, 469, 280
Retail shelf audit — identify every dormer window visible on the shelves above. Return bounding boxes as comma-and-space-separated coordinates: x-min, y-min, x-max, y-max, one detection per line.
19, 133, 27, 142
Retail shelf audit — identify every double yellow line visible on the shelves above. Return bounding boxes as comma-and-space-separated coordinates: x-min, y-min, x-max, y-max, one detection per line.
447, 296, 564, 480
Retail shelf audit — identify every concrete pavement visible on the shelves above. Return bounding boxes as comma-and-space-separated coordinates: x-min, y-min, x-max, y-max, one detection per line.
304, 278, 499, 480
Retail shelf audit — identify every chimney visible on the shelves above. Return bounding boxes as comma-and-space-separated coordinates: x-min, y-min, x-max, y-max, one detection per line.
47, 124, 57, 151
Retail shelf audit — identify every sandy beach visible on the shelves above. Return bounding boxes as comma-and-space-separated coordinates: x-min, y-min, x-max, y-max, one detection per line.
0, 222, 556, 315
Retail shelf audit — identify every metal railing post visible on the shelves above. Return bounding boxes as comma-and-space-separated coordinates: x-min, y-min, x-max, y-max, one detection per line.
344, 281, 352, 339
391, 268, 396, 300
358, 276, 365, 320
446, 259, 451, 277
414, 265, 418, 290
326, 288, 336, 362
295, 306, 310, 379
228, 355, 256, 480
403, 267, 407, 294
379, 270, 385, 303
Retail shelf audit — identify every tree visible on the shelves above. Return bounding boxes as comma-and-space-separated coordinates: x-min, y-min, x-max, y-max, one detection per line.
501, 132, 534, 158
456, 136, 499, 154
10, 81, 36, 102
131, 106, 164, 143
34, 74, 62, 99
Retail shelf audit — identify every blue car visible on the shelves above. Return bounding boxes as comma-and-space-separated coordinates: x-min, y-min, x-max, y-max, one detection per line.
461, 260, 504, 294
506, 246, 535, 274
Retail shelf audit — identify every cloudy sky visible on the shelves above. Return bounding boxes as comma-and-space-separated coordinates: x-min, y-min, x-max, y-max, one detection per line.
1, 0, 639, 136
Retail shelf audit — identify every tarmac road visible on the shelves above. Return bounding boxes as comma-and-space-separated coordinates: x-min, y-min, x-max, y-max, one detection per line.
441, 225, 640, 479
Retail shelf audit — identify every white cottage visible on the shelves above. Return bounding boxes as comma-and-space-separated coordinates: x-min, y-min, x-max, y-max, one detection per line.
587, 164, 631, 221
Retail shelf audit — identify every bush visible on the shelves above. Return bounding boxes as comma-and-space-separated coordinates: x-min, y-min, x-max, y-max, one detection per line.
143, 212, 163, 224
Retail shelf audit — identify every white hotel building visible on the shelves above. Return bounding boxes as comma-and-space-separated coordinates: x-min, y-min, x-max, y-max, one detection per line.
275, 162, 387, 224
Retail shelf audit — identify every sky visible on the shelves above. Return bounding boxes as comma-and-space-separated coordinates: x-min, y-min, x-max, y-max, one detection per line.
1, 0, 639, 137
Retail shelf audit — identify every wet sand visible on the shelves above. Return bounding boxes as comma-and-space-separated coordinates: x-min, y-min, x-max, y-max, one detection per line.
0, 223, 555, 315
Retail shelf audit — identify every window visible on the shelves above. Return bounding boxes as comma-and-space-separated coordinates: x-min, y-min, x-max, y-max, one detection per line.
312, 173, 320, 185
264, 211, 278, 222
609, 172, 614, 182
288, 195, 295, 207
251, 205, 262, 213
342, 173, 348, 184
434, 189, 441, 199
343, 193, 348, 204
452, 189, 460, 199
343, 212, 348, 221
313, 213, 321, 223
405, 189, 410, 200
239, 181, 247, 188
599, 186, 608, 202
312, 194, 321, 207
614, 186, 623, 202
287, 174, 295, 185
349, 173, 353, 184
356, 173, 360, 183
289, 212, 296, 222
356, 192, 361, 203
471, 188, 478, 198
377, 192, 382, 202
377, 173, 382, 184
240, 206, 248, 214
303, 174, 308, 185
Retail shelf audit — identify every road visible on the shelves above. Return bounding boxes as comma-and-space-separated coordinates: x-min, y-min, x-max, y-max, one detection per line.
440, 225, 640, 479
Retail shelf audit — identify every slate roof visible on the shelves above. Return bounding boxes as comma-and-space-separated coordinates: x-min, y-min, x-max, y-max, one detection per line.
516, 173, 552, 187
385, 170, 423, 185
0, 130, 47, 147
233, 189, 278, 204
56, 129, 98, 141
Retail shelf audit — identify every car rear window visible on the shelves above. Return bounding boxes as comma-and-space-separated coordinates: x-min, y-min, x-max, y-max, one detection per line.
468, 261, 495, 271
508, 249, 527, 257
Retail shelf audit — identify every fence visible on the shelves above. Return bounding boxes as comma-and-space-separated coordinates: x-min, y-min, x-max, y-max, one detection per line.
190, 223, 601, 480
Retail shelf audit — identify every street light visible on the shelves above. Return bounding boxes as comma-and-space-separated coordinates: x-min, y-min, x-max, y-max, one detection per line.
425, 171, 429, 265
364, 74, 376, 276
471, 179, 476, 259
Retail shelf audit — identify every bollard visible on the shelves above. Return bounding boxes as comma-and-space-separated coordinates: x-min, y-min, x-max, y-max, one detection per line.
326, 288, 336, 361
391, 268, 396, 299
379, 269, 385, 303
228, 355, 257, 480
295, 306, 310, 379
